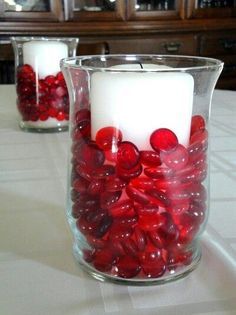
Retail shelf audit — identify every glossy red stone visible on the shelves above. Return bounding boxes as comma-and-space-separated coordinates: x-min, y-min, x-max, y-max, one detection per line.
100, 190, 122, 209
126, 186, 150, 205
138, 212, 166, 231
140, 150, 161, 167
144, 166, 174, 179
95, 126, 123, 150
117, 163, 143, 180
115, 256, 141, 278
105, 176, 128, 192
93, 249, 115, 272
161, 144, 189, 171
130, 177, 154, 190
117, 141, 140, 169
150, 128, 178, 152
108, 199, 134, 217
191, 115, 206, 136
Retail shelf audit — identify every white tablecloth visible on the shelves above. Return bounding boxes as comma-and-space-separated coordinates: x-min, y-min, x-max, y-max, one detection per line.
0, 85, 236, 315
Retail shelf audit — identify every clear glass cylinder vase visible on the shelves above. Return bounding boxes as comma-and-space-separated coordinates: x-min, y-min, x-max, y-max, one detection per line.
61, 55, 223, 285
11, 36, 79, 132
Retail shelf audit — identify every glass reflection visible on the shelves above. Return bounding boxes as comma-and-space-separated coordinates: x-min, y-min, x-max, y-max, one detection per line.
3, 0, 50, 12
135, 0, 175, 11
73, 0, 116, 12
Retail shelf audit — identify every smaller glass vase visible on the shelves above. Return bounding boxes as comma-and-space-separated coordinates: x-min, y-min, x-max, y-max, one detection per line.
11, 36, 79, 133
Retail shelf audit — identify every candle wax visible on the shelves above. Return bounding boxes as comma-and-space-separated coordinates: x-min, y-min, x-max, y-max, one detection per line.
90, 68, 194, 149
23, 41, 68, 78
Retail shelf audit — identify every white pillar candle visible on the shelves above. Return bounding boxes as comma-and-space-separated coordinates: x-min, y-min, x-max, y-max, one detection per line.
23, 40, 68, 78
90, 65, 194, 149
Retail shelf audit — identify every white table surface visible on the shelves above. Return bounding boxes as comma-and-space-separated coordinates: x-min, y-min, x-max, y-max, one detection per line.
0, 85, 236, 315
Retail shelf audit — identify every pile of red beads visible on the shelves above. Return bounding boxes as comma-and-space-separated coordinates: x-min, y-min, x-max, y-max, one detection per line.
71, 112, 208, 279
16, 64, 69, 125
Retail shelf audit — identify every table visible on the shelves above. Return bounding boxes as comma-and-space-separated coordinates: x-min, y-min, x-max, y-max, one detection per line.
0, 85, 236, 315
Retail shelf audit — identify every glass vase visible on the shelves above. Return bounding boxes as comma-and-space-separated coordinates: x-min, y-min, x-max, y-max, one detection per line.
61, 55, 223, 285
11, 36, 79, 132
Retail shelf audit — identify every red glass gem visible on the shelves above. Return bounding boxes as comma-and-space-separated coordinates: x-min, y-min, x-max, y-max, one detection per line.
133, 226, 147, 251
105, 175, 128, 192
95, 126, 123, 151
108, 199, 134, 217
117, 163, 142, 180
142, 258, 166, 278
87, 179, 105, 195
130, 177, 154, 190
116, 255, 141, 278
191, 115, 206, 136
100, 190, 122, 209
117, 141, 140, 169
144, 166, 174, 179
75, 142, 105, 169
75, 108, 91, 125
161, 144, 189, 171
138, 212, 166, 231
140, 150, 161, 167
150, 128, 178, 152
93, 249, 115, 272
146, 188, 170, 207
126, 186, 150, 205
109, 223, 133, 241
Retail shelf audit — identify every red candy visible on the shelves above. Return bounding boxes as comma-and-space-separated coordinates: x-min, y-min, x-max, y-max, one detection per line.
71, 113, 208, 279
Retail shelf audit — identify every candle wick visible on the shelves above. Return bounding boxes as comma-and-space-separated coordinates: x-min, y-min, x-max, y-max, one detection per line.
138, 62, 143, 69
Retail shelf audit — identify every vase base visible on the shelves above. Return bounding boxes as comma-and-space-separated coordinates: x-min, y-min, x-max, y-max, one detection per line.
72, 242, 201, 286
19, 120, 68, 133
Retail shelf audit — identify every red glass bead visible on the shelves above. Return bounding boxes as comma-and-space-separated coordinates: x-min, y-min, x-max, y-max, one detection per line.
75, 142, 105, 169
138, 212, 166, 231
146, 188, 170, 207
72, 119, 91, 140
93, 249, 115, 272
135, 204, 160, 216
167, 199, 190, 215
150, 128, 178, 152
83, 249, 95, 263
126, 186, 150, 205
117, 141, 140, 170
140, 150, 161, 167
87, 179, 105, 195
95, 126, 123, 151
108, 199, 134, 217
161, 144, 189, 171
116, 255, 141, 278
77, 214, 98, 235
130, 177, 154, 190
122, 238, 139, 257
45, 75, 55, 86
105, 175, 128, 192
86, 235, 107, 249
91, 164, 115, 179
190, 115, 206, 136
94, 215, 113, 238
75, 109, 91, 125
117, 163, 142, 180
72, 176, 89, 193
190, 129, 208, 146
133, 226, 147, 251
141, 257, 166, 278
144, 166, 174, 179
100, 190, 122, 209
188, 183, 207, 203
109, 223, 133, 241
154, 177, 181, 190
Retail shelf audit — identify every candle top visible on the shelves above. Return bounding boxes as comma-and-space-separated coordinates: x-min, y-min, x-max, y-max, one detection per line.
110, 64, 172, 70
